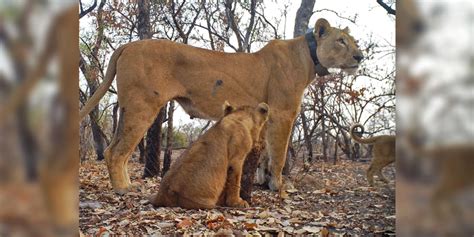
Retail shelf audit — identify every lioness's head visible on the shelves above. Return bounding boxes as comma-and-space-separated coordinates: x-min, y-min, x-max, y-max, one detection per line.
313, 18, 364, 75
222, 101, 269, 144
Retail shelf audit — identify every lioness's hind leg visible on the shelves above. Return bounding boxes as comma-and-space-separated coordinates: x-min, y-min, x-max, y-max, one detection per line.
106, 102, 163, 194
366, 163, 375, 186
376, 166, 389, 183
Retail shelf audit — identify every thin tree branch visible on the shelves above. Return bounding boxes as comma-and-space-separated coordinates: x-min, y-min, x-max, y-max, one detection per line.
376, 0, 396, 15
79, 0, 98, 19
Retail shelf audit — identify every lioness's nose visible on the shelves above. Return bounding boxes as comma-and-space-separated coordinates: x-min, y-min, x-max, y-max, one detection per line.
353, 55, 363, 63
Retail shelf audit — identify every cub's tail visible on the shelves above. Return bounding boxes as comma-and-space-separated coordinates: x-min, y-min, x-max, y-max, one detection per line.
350, 123, 379, 145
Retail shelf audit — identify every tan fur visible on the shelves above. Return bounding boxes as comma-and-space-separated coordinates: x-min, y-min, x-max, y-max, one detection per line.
149, 102, 269, 209
397, 0, 425, 48
350, 124, 395, 186
405, 140, 474, 218
426, 146, 474, 217
79, 18, 363, 193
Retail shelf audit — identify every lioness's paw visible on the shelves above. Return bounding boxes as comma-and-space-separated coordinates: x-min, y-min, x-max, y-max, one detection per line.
268, 177, 281, 191
114, 187, 129, 196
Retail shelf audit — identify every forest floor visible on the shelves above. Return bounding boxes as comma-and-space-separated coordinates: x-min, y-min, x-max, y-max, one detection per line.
79, 153, 396, 236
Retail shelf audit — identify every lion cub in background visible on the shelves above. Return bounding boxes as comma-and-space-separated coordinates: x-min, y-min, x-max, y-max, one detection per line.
149, 101, 269, 209
350, 124, 396, 186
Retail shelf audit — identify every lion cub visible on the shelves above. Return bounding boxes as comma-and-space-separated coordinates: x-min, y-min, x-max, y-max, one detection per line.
350, 124, 396, 186
149, 102, 269, 209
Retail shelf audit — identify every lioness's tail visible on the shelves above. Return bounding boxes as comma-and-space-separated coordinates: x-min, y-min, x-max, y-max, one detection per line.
79, 45, 127, 120
350, 124, 379, 144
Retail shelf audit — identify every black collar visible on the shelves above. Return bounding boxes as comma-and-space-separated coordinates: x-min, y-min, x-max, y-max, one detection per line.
305, 31, 330, 76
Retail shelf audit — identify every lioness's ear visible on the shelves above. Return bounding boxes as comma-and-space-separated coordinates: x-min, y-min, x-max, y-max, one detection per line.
314, 18, 331, 39
223, 100, 235, 115
343, 26, 350, 34
257, 103, 269, 115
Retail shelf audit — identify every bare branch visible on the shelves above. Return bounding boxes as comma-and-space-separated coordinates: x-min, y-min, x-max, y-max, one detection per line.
313, 8, 357, 24
80, 0, 98, 19
376, 0, 396, 15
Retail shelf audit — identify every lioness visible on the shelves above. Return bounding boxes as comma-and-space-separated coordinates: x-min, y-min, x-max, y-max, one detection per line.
350, 124, 395, 186
79, 18, 363, 194
149, 102, 269, 209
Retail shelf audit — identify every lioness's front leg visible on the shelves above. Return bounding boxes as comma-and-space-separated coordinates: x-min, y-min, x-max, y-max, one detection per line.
265, 114, 295, 191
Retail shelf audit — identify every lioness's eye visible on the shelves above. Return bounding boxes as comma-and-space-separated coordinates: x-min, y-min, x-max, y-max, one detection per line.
337, 38, 345, 45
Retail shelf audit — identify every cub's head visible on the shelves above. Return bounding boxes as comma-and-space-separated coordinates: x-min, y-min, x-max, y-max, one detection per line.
313, 18, 364, 75
222, 101, 269, 143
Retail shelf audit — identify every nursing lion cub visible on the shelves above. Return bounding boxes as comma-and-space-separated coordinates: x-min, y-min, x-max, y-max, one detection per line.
350, 124, 396, 186
149, 102, 269, 209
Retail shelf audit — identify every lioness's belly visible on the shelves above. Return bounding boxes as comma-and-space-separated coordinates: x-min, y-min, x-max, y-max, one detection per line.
175, 77, 263, 120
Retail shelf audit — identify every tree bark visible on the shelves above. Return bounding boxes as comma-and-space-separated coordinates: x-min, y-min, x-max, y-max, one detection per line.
283, 144, 296, 175
137, 0, 151, 39
333, 134, 339, 165
162, 101, 174, 177
240, 146, 263, 203
143, 108, 166, 178
320, 85, 328, 161
300, 110, 313, 162
138, 0, 166, 177
293, 0, 316, 37
138, 138, 145, 163
80, 0, 107, 161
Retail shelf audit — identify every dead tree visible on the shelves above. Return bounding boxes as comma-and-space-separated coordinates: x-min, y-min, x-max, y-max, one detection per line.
162, 101, 175, 176
139, 0, 166, 177
79, 0, 108, 160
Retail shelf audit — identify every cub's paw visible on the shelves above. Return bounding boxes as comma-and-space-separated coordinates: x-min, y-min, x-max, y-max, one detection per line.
228, 198, 249, 208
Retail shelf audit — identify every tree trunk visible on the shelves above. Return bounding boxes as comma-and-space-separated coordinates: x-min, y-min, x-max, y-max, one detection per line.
138, 0, 166, 177
293, 0, 316, 37
112, 102, 119, 133
333, 134, 339, 165
240, 146, 263, 203
138, 138, 145, 163
137, 0, 151, 40
90, 110, 106, 160
353, 143, 361, 160
162, 101, 174, 177
283, 144, 295, 175
283, 124, 297, 175
320, 85, 328, 161
80, 0, 107, 161
143, 108, 166, 178
300, 111, 313, 162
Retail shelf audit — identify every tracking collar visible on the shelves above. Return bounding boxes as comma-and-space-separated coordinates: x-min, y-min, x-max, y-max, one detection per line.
305, 30, 330, 76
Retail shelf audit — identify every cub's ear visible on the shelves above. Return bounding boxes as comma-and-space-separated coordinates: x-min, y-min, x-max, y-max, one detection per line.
222, 100, 235, 115
314, 18, 331, 39
343, 26, 350, 34
257, 102, 269, 115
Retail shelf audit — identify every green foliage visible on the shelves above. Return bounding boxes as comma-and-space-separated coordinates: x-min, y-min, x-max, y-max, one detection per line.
162, 126, 188, 148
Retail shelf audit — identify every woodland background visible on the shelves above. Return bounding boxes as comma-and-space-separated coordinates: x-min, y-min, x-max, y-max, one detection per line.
0, 0, 471, 236
77, 0, 397, 235
79, 0, 396, 177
